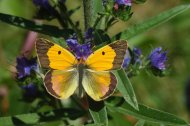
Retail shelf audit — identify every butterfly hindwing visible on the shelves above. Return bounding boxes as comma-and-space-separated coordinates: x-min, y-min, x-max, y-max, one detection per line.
44, 69, 78, 99
36, 38, 77, 70
82, 69, 117, 101
85, 40, 128, 71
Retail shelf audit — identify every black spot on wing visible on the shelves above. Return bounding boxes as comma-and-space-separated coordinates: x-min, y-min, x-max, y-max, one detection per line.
58, 51, 61, 55
102, 51, 105, 55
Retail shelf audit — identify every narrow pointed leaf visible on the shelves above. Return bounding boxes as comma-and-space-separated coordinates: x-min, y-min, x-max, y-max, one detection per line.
85, 124, 103, 126
115, 69, 139, 110
88, 97, 108, 126
135, 120, 145, 126
106, 97, 188, 126
89, 108, 108, 126
0, 13, 74, 38
116, 4, 190, 40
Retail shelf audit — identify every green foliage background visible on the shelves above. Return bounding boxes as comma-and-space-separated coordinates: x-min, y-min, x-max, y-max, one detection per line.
0, 0, 190, 125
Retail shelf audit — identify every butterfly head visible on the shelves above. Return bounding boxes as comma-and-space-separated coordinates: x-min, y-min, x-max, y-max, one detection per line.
77, 57, 86, 64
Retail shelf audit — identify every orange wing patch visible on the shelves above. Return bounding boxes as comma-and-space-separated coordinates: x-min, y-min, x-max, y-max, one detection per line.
44, 69, 78, 99
82, 69, 117, 101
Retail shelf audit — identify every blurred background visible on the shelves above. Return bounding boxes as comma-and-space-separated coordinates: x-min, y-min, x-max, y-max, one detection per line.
0, 0, 190, 123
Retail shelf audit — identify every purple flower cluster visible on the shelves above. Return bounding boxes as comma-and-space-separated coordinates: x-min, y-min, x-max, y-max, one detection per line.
122, 55, 131, 68
122, 47, 142, 68
66, 29, 93, 60
115, 0, 132, 6
33, 0, 50, 9
16, 56, 39, 100
123, 47, 167, 73
16, 56, 38, 79
33, 0, 66, 8
148, 47, 167, 70
85, 28, 94, 41
21, 83, 37, 98
66, 39, 92, 60
132, 47, 142, 64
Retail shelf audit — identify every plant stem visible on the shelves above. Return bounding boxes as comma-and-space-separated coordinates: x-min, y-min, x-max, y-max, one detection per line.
83, 0, 94, 31
57, 3, 83, 42
65, 13, 83, 42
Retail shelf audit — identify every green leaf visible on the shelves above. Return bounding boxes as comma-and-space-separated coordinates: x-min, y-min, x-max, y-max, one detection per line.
118, 4, 190, 40
88, 97, 108, 126
89, 107, 108, 126
135, 120, 145, 126
52, 37, 67, 47
0, 13, 74, 38
93, 0, 104, 25
93, 0, 107, 29
93, 0, 103, 15
106, 97, 188, 126
94, 29, 111, 45
68, 6, 81, 16
0, 108, 84, 126
113, 6, 133, 21
85, 123, 104, 126
108, 112, 132, 126
133, 0, 147, 4
114, 69, 139, 110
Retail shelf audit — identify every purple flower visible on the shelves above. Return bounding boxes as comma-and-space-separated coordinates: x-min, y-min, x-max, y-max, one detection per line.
122, 57, 131, 68
132, 47, 142, 65
75, 43, 92, 60
85, 28, 94, 40
115, 0, 132, 6
21, 83, 37, 98
33, 0, 50, 9
66, 38, 92, 60
21, 83, 38, 102
16, 56, 38, 79
148, 47, 167, 70
122, 47, 142, 68
122, 50, 131, 68
85, 28, 94, 43
66, 38, 78, 51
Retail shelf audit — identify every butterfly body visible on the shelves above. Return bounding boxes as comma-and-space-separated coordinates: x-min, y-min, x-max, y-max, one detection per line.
77, 63, 85, 96
36, 38, 128, 101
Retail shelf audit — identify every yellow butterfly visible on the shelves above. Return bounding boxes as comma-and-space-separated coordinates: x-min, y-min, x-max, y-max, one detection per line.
35, 38, 128, 101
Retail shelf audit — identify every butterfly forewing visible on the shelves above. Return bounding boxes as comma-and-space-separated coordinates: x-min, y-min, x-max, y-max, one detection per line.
36, 38, 77, 70
85, 40, 128, 71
